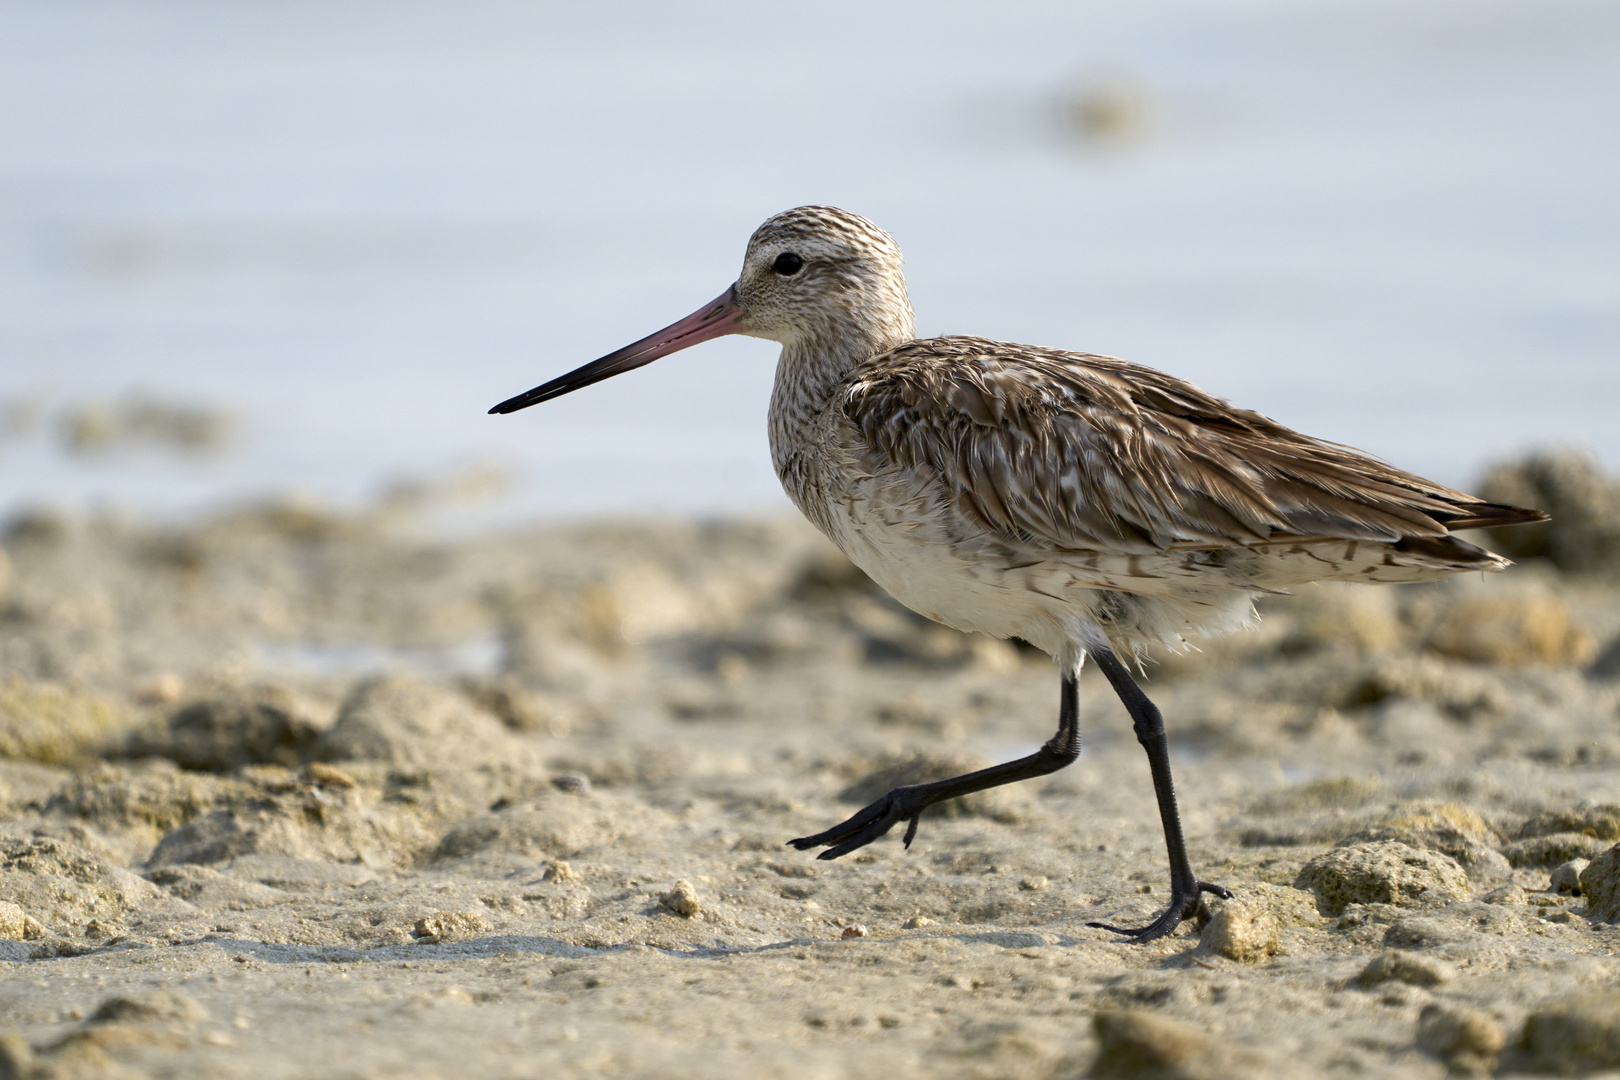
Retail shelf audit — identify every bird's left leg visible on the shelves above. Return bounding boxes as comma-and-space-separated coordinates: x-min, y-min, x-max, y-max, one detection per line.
1086, 646, 1230, 943
788, 670, 1082, 860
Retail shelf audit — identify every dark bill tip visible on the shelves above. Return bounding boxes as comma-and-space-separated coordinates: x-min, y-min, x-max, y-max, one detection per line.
489, 286, 743, 415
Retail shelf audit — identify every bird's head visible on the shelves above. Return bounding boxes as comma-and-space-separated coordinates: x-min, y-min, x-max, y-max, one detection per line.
489, 206, 912, 414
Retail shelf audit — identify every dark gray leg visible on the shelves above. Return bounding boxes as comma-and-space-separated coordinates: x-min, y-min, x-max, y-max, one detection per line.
789, 671, 1082, 859
1086, 646, 1230, 943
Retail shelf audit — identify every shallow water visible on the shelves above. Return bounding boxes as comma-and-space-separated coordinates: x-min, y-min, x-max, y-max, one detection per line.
1, 0, 1616, 522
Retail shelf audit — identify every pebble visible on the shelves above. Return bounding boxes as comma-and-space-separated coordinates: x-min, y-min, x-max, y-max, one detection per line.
1198, 899, 1279, 962
661, 879, 701, 918
1354, 950, 1455, 988
1415, 1003, 1503, 1075
1578, 843, 1620, 921
0, 900, 45, 941
1295, 841, 1470, 917
840, 924, 868, 939
1519, 991, 1620, 1073
903, 916, 932, 929
1550, 858, 1589, 896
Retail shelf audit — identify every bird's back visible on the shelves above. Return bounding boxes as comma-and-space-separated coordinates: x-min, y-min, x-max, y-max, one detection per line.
778, 336, 1544, 651
830, 336, 1539, 561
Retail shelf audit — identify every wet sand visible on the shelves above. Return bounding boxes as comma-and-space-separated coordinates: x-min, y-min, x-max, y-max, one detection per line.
2, 478, 1620, 1079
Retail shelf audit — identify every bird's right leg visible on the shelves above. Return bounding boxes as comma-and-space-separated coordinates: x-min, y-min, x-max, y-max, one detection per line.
789, 671, 1082, 860
1086, 646, 1230, 943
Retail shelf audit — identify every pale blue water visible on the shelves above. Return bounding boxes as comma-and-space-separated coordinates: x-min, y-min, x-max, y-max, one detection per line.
1, 0, 1616, 524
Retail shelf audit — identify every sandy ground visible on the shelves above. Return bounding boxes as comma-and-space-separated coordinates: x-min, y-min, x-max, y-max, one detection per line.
3, 483, 1620, 1079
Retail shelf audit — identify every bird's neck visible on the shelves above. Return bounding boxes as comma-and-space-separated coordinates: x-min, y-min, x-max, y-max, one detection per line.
768, 310, 913, 504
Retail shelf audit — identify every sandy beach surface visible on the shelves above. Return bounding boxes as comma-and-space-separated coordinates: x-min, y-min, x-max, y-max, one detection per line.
3, 453, 1620, 1079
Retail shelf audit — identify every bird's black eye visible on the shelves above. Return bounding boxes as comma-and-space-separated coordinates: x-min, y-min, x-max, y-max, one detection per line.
773, 252, 803, 276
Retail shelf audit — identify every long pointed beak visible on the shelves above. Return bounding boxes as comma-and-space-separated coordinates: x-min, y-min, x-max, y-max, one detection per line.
489, 286, 745, 414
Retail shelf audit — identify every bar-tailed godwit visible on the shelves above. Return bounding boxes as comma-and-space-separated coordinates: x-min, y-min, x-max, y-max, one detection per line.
492, 206, 1545, 943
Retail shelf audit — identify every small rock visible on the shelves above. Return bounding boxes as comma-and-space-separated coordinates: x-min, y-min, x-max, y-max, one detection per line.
1020, 875, 1049, 891
903, 916, 932, 929
1089, 1009, 1273, 1080
1520, 991, 1620, 1073
1354, 950, 1455, 988
1198, 899, 1279, 962
840, 924, 868, 940
1416, 1003, 1503, 1075
413, 911, 492, 942
1503, 832, 1607, 868
661, 879, 701, 918
0, 900, 45, 941
1579, 844, 1620, 921
550, 774, 591, 795
1295, 841, 1471, 917
1550, 859, 1589, 896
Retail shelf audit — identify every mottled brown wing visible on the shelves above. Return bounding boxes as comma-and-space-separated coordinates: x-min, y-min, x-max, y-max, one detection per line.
842, 337, 1541, 554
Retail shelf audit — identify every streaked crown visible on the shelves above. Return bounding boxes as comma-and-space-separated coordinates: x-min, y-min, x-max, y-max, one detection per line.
734, 206, 914, 353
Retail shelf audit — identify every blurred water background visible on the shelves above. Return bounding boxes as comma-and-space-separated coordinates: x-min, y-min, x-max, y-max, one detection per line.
1, 0, 1616, 527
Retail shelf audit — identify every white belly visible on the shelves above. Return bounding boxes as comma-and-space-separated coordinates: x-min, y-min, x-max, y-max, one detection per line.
814, 470, 1261, 659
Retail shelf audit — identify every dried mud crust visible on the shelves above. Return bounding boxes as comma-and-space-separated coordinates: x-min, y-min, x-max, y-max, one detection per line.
1, 493, 1620, 1078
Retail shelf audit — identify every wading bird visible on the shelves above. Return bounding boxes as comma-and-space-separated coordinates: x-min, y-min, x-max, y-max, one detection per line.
491, 207, 1544, 942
